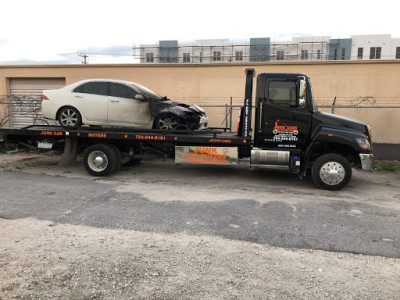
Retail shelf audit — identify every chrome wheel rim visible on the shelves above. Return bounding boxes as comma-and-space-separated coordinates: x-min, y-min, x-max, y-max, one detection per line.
158, 116, 179, 130
320, 161, 345, 186
87, 151, 108, 172
60, 109, 78, 126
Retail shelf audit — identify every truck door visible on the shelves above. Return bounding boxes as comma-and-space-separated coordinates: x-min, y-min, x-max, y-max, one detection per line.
255, 78, 312, 150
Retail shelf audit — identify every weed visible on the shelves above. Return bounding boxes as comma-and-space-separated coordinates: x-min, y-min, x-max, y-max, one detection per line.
374, 160, 400, 172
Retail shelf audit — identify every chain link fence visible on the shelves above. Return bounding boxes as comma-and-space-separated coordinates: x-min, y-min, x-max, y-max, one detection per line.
1, 95, 399, 160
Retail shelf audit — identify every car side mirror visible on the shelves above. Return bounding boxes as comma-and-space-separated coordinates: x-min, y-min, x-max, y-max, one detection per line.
135, 94, 145, 101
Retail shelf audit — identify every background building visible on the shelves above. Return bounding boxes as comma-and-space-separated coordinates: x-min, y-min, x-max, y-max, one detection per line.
138, 35, 400, 63
351, 34, 400, 60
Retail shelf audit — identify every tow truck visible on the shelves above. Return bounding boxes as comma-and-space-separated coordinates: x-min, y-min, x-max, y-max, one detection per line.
0, 69, 374, 190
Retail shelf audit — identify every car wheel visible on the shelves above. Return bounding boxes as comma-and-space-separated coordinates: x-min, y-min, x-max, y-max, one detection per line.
58, 107, 82, 127
154, 114, 181, 130
83, 144, 119, 176
311, 153, 352, 190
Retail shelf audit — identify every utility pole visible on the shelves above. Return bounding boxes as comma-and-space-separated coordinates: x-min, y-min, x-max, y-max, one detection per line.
78, 53, 88, 64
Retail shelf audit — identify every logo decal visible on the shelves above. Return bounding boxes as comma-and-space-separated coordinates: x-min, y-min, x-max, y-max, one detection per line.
267, 120, 299, 142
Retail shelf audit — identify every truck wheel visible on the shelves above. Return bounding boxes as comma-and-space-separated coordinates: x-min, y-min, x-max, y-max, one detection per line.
58, 107, 82, 127
109, 144, 122, 172
83, 144, 118, 176
311, 153, 352, 190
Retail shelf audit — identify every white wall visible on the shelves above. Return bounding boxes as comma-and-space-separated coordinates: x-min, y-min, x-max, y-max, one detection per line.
351, 34, 400, 60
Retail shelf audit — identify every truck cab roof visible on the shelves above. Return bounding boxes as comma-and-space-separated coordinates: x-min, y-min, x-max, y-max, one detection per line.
257, 73, 309, 80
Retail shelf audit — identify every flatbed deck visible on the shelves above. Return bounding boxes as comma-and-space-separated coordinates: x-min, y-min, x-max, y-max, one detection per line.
0, 125, 250, 146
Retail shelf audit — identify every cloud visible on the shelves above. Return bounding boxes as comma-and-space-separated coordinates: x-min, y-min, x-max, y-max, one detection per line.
74, 45, 133, 56
0, 45, 135, 65
0, 39, 7, 46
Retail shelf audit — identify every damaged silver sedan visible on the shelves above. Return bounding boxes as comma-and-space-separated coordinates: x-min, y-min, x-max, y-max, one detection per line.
42, 79, 208, 130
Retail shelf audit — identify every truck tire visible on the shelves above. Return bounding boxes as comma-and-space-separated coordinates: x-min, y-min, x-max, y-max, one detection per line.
311, 153, 352, 190
109, 144, 122, 172
83, 144, 119, 176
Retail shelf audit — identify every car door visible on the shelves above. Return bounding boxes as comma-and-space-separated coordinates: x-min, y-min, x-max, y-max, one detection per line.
107, 82, 151, 126
255, 79, 312, 150
71, 81, 108, 122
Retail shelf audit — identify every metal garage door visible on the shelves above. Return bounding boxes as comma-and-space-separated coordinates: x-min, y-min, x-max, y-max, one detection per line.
9, 78, 65, 127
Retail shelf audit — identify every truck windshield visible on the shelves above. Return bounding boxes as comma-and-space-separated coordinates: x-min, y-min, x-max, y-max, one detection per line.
308, 79, 318, 112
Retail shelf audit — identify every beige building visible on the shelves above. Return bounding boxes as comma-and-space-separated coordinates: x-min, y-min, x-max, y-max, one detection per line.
1, 60, 400, 143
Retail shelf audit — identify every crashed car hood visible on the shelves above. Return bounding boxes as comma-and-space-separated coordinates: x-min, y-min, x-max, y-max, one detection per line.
148, 98, 204, 117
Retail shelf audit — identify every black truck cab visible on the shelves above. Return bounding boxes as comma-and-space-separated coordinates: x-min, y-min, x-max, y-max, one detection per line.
246, 70, 374, 189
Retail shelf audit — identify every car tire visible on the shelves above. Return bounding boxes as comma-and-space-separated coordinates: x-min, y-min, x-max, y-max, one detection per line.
83, 144, 119, 177
311, 153, 352, 190
153, 114, 181, 130
58, 106, 82, 127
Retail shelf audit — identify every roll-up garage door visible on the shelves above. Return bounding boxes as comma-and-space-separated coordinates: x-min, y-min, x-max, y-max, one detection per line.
9, 78, 65, 127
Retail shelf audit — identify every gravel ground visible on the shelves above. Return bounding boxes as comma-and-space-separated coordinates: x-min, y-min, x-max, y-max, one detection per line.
0, 152, 400, 299
1, 218, 400, 300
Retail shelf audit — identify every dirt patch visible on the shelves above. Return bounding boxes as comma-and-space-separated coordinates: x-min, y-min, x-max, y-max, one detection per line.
1, 218, 399, 299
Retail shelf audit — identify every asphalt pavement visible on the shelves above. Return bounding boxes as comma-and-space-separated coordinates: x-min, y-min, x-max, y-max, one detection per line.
0, 171, 399, 258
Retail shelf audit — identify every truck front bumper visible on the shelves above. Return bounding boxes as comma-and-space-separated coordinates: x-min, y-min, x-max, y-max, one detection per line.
359, 153, 374, 170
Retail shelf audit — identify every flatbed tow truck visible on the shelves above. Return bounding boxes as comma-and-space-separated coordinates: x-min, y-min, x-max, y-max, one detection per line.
0, 69, 374, 190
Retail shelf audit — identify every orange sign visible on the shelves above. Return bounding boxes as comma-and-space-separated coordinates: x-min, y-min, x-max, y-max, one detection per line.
274, 120, 298, 133
88, 133, 107, 138
175, 146, 238, 166
41, 131, 63, 136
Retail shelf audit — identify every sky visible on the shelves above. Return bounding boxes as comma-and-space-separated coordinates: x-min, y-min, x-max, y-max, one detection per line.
0, 0, 398, 64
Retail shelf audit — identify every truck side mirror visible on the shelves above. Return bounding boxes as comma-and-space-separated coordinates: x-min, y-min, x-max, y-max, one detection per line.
299, 79, 306, 98
298, 79, 307, 108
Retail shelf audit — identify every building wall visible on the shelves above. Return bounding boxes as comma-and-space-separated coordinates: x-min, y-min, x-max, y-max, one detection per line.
250, 38, 270, 62
351, 34, 400, 60
159, 40, 179, 63
329, 38, 352, 60
1, 60, 400, 142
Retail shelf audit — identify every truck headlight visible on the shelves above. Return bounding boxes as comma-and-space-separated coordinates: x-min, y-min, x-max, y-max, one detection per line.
356, 137, 371, 150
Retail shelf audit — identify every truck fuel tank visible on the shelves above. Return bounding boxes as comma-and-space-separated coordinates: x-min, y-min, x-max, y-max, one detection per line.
251, 149, 290, 166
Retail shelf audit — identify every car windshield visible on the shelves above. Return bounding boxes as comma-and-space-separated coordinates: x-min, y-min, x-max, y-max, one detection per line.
130, 82, 162, 100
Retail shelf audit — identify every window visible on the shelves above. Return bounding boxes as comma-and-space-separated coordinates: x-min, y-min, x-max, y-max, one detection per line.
213, 51, 221, 61
376, 47, 381, 59
73, 82, 107, 96
317, 50, 321, 60
277, 50, 284, 61
110, 83, 138, 99
146, 53, 154, 63
341, 48, 346, 60
370, 47, 382, 59
396, 47, 400, 59
301, 50, 308, 60
268, 81, 297, 107
333, 49, 338, 60
183, 53, 191, 63
235, 51, 243, 61
357, 48, 363, 59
